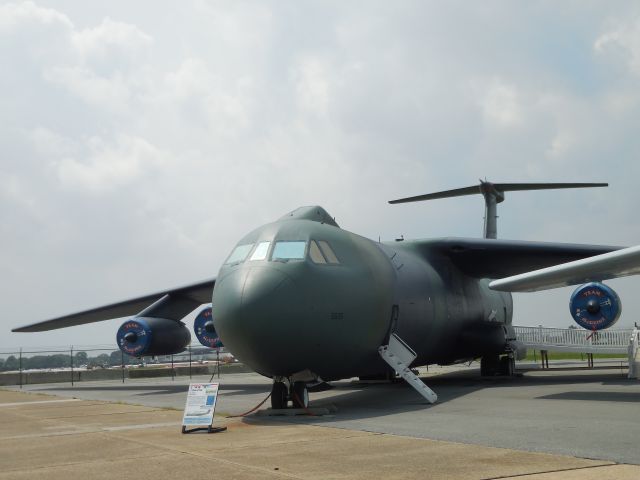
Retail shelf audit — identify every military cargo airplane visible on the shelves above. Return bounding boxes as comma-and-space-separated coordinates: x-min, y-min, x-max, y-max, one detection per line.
13, 181, 637, 409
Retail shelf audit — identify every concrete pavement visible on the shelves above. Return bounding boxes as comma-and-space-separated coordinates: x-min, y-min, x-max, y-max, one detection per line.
12, 362, 640, 464
1, 388, 639, 480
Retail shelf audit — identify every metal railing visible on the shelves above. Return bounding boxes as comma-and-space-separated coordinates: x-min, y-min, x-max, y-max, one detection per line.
514, 326, 633, 354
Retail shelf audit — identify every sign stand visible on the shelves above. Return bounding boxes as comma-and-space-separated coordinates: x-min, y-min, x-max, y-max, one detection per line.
182, 425, 227, 434
181, 382, 227, 434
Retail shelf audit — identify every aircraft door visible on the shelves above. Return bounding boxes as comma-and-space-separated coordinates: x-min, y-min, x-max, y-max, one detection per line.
384, 304, 399, 344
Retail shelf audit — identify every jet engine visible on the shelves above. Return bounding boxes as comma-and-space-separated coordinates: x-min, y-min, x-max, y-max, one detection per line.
569, 282, 621, 330
116, 317, 191, 356
193, 306, 223, 348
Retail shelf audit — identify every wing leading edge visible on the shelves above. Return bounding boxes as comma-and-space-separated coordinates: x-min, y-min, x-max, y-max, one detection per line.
413, 237, 621, 279
489, 245, 640, 292
12, 278, 216, 332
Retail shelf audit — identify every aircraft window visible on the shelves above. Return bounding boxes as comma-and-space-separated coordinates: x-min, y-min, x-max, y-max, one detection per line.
250, 241, 271, 261
225, 244, 253, 264
272, 241, 306, 261
309, 241, 326, 264
318, 241, 339, 264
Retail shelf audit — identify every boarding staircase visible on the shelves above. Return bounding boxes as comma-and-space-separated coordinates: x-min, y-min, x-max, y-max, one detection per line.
379, 334, 438, 404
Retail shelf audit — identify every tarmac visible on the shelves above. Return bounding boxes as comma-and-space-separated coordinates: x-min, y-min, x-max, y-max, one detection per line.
1, 361, 639, 479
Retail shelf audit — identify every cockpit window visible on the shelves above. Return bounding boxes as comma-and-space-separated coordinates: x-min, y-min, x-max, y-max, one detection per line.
250, 241, 270, 261
272, 241, 306, 261
224, 244, 253, 265
318, 241, 340, 264
309, 241, 326, 264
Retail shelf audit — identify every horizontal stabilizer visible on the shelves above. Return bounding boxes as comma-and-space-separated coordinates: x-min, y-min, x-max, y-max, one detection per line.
489, 245, 640, 292
389, 181, 608, 239
12, 278, 216, 332
389, 182, 608, 204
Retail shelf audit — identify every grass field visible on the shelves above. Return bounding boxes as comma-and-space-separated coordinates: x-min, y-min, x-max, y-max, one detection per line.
523, 351, 627, 361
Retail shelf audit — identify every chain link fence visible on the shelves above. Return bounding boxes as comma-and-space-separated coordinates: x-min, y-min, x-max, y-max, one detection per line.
0, 344, 238, 387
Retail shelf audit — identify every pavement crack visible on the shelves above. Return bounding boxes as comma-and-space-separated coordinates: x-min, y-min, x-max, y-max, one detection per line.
29, 408, 162, 420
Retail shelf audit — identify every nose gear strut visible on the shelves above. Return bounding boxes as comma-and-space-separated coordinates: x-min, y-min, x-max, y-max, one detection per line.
270, 378, 310, 409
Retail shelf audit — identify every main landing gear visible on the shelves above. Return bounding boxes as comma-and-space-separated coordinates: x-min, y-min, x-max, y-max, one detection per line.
480, 354, 515, 377
271, 380, 309, 409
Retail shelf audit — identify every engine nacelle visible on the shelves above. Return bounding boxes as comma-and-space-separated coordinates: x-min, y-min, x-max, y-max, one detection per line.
194, 306, 223, 348
569, 282, 621, 330
116, 317, 191, 356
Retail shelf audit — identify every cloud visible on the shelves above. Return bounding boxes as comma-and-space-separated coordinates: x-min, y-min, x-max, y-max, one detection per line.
0, 1, 72, 33
595, 16, 640, 76
45, 66, 133, 114
292, 57, 332, 115
0, 2, 154, 117
71, 17, 153, 62
29, 126, 77, 157
475, 78, 524, 128
157, 58, 253, 136
55, 134, 166, 193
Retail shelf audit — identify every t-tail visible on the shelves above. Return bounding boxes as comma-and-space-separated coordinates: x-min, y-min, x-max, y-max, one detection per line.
389, 181, 608, 239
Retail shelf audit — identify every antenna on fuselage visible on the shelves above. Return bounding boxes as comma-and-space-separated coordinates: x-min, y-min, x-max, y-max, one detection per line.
388, 181, 608, 239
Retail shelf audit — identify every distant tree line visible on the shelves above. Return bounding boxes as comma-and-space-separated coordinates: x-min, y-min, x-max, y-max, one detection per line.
0, 351, 140, 372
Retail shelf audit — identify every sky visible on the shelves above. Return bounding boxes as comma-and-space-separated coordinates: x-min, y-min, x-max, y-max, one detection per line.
2, 1, 640, 351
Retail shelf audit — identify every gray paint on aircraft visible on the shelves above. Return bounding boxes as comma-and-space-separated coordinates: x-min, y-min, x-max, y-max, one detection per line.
211, 204, 610, 381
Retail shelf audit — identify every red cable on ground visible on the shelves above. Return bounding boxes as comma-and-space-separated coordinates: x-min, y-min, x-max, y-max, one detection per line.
227, 392, 272, 418
291, 390, 316, 417
227, 389, 317, 418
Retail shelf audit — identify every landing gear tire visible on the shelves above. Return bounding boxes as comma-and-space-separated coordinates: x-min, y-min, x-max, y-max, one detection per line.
499, 356, 515, 376
271, 381, 288, 409
290, 381, 309, 409
480, 355, 499, 377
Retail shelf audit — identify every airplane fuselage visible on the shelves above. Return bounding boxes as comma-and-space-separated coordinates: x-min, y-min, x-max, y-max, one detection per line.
213, 207, 513, 381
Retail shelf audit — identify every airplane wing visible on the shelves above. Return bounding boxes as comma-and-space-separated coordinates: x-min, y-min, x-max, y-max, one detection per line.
488, 245, 640, 292
418, 238, 621, 278
12, 278, 216, 332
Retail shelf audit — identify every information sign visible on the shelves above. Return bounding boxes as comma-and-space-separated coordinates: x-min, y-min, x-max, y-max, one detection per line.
181, 383, 226, 433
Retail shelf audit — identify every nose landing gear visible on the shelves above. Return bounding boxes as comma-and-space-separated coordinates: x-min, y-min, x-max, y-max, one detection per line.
290, 381, 309, 408
270, 379, 310, 409
271, 381, 289, 409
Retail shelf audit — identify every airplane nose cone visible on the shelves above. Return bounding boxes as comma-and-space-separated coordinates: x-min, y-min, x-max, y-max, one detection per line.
216, 266, 293, 311
212, 266, 305, 375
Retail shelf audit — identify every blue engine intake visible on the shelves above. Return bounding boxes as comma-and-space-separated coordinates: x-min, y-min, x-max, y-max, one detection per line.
569, 282, 621, 330
116, 317, 191, 356
194, 306, 223, 348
